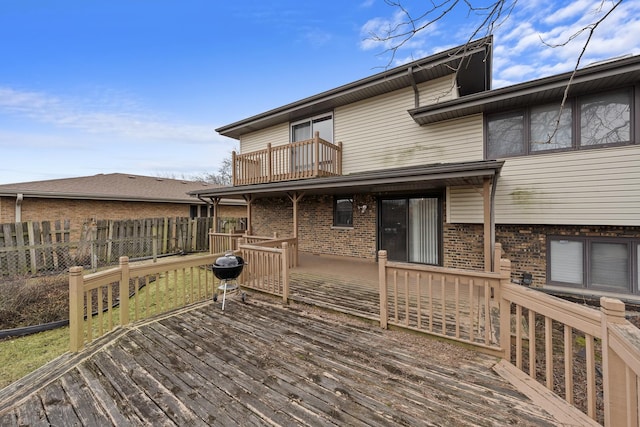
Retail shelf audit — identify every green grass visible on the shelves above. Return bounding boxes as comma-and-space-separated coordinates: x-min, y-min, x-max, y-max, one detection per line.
0, 326, 69, 389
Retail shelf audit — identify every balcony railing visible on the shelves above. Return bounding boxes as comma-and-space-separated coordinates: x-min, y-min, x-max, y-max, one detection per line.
232, 132, 342, 186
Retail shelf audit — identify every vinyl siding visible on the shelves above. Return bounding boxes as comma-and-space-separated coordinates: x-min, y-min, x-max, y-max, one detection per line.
335, 79, 482, 174
448, 144, 640, 226
236, 76, 480, 174
240, 123, 289, 154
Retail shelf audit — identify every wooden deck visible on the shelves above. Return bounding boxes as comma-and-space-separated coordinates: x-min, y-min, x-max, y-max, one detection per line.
0, 253, 596, 426
289, 253, 381, 320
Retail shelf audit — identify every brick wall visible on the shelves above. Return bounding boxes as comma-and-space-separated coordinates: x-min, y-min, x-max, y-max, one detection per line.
444, 222, 640, 288
298, 195, 377, 259
0, 196, 246, 242
217, 204, 246, 218
251, 194, 378, 260
24, 198, 191, 222
251, 197, 294, 238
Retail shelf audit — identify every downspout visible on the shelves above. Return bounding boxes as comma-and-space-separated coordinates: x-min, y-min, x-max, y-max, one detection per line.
490, 171, 500, 271
15, 193, 23, 222
408, 66, 419, 108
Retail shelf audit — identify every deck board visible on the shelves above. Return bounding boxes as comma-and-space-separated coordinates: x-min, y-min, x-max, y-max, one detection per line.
0, 291, 575, 426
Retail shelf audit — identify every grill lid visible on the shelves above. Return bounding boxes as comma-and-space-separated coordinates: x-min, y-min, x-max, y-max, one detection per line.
214, 252, 244, 268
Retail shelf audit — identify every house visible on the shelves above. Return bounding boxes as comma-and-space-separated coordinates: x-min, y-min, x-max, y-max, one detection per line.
191, 36, 640, 301
0, 173, 246, 241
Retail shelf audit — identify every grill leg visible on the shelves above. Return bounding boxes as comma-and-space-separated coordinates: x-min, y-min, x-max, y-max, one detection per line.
221, 281, 228, 311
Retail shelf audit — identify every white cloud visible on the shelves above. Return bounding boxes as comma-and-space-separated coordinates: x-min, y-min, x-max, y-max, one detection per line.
0, 86, 215, 143
363, 0, 640, 87
359, 9, 438, 52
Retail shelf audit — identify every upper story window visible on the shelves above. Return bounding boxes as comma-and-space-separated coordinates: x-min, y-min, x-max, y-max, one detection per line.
485, 87, 634, 159
291, 113, 333, 143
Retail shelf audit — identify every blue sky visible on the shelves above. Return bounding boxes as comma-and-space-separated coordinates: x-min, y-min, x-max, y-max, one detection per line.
1, 0, 639, 184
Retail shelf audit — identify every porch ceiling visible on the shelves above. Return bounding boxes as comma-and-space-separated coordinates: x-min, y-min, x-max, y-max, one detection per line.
190, 160, 504, 200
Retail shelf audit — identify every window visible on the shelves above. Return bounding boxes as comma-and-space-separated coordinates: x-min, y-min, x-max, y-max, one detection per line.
530, 103, 572, 151
291, 113, 333, 172
487, 112, 524, 158
291, 114, 333, 143
548, 237, 638, 294
485, 87, 635, 159
580, 88, 631, 147
333, 197, 353, 227
550, 240, 583, 285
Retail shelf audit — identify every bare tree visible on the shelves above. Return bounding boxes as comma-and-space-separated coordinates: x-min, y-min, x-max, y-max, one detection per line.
366, 0, 624, 142
191, 155, 233, 186
368, 0, 623, 69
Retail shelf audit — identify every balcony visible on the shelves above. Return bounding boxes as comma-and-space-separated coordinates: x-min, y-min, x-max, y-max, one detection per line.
232, 132, 342, 186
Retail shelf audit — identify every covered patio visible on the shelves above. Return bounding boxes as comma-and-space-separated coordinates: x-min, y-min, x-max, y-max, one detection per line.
194, 160, 505, 274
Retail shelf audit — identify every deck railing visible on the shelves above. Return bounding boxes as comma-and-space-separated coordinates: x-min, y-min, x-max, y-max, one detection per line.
232, 132, 342, 185
69, 234, 297, 352
209, 230, 245, 254
378, 249, 508, 354
69, 254, 219, 352
379, 245, 640, 426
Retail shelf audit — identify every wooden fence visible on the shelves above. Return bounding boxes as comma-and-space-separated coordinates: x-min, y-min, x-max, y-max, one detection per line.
0, 217, 214, 277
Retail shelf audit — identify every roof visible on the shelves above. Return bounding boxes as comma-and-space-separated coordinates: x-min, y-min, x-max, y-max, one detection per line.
0, 173, 243, 205
216, 37, 493, 139
409, 54, 640, 125
190, 160, 504, 200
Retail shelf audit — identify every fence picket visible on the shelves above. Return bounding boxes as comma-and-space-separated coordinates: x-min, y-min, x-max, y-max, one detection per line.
0, 216, 221, 277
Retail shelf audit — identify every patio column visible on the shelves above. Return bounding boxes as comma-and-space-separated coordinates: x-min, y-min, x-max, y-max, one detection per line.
210, 197, 221, 232
243, 194, 254, 235
483, 177, 491, 272
287, 192, 304, 238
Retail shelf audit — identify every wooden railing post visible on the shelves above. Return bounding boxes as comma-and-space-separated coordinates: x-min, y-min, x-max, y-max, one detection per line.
231, 151, 237, 186
228, 228, 234, 252
313, 131, 320, 177
119, 256, 130, 327
498, 258, 512, 359
601, 297, 629, 426
267, 143, 272, 183
69, 266, 85, 352
493, 243, 502, 273
337, 141, 343, 175
282, 242, 289, 304
378, 250, 388, 329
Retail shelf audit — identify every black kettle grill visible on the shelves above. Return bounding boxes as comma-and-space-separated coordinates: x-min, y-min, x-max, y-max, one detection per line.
212, 252, 246, 310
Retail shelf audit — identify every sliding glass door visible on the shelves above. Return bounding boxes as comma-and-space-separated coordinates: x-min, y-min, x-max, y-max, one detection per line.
379, 197, 440, 264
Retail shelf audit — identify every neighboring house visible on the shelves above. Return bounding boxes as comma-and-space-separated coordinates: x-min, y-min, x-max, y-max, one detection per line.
191, 37, 640, 302
0, 173, 246, 240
